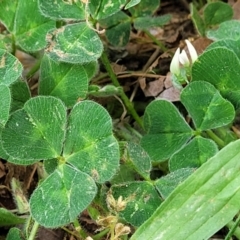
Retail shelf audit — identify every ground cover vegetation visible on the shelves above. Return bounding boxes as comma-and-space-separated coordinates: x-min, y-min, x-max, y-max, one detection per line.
1, 0, 240, 239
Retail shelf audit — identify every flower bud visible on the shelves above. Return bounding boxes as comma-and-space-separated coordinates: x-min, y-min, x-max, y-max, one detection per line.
170, 47, 180, 75
185, 39, 198, 63
179, 49, 190, 66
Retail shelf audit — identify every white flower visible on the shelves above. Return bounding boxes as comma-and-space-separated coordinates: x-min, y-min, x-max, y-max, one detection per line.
185, 39, 198, 63
170, 39, 198, 76
179, 49, 190, 66
170, 47, 180, 75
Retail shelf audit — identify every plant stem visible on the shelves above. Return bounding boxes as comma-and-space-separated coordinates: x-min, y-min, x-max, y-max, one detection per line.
27, 220, 39, 240
74, 219, 88, 238
101, 51, 143, 128
122, 235, 128, 240
143, 29, 168, 52
61, 226, 84, 240
11, 35, 16, 55
205, 129, 225, 148
110, 222, 115, 240
226, 216, 240, 240
92, 228, 109, 240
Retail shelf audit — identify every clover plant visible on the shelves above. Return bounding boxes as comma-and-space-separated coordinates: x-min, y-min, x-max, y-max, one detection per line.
132, 19, 240, 240
98, 0, 171, 47
190, 1, 233, 36
1, 1, 240, 240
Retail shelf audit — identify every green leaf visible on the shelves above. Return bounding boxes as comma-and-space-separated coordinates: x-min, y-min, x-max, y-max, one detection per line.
0, 34, 13, 52
6, 157, 38, 166
0, 1, 17, 32
111, 181, 162, 226
134, 15, 171, 30
207, 20, 240, 41
192, 48, 240, 107
46, 23, 103, 64
10, 79, 31, 112
110, 164, 136, 185
127, 142, 151, 179
125, 0, 141, 9
89, 0, 126, 20
0, 85, 11, 127
30, 164, 97, 228
0, 49, 23, 86
6, 227, 24, 240
0, 84, 11, 160
0, 208, 25, 226
84, 61, 99, 80
131, 139, 240, 240
129, 0, 159, 17
39, 55, 92, 108
141, 100, 193, 162
0, 0, 55, 52
105, 21, 131, 47
213, 126, 238, 145
2, 98, 119, 183
190, 3, 205, 36
155, 168, 195, 199
88, 85, 122, 97
44, 158, 58, 175
63, 101, 119, 183
2, 96, 67, 161
203, 2, 233, 27
38, 0, 85, 20
99, 11, 131, 47
0, 138, 9, 160
206, 39, 240, 61
169, 137, 218, 171
181, 81, 235, 130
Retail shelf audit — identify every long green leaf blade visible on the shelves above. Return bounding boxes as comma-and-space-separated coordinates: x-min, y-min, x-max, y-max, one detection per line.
131, 139, 240, 240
